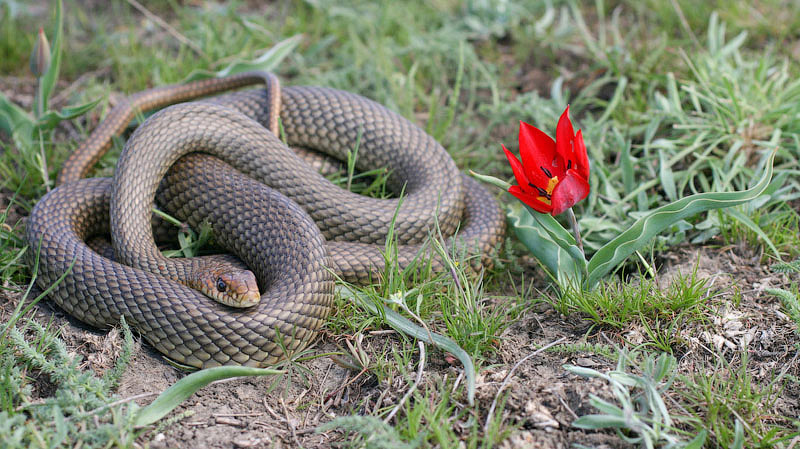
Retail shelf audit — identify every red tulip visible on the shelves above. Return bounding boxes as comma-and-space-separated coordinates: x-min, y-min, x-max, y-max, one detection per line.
502, 106, 590, 216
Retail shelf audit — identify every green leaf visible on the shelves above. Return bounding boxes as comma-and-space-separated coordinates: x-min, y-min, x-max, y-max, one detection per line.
182, 35, 303, 82
338, 285, 477, 406
731, 420, 745, 449
587, 396, 625, 416
36, 98, 101, 130
530, 208, 577, 246
572, 414, 629, 429
621, 141, 634, 193
529, 209, 587, 273
564, 364, 603, 379
0, 93, 35, 136
507, 204, 584, 285
659, 151, 677, 202
36, 0, 63, 116
469, 170, 511, 191
133, 366, 282, 427
683, 430, 708, 449
723, 207, 781, 260
585, 150, 776, 288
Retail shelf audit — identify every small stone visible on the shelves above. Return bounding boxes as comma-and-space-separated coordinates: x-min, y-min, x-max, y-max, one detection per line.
149, 433, 167, 449
215, 416, 243, 427
524, 401, 559, 430
233, 439, 261, 448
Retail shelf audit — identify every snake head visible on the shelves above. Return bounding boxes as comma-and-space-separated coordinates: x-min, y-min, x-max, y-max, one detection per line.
196, 266, 261, 308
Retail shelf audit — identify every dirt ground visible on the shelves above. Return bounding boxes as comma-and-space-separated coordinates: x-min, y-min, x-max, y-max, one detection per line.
1, 54, 798, 445
1, 236, 798, 448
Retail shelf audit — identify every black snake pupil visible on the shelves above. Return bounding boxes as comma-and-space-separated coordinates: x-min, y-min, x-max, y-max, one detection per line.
216, 278, 226, 292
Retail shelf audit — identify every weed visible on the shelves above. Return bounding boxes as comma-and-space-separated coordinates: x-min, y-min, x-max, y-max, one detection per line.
567, 351, 706, 448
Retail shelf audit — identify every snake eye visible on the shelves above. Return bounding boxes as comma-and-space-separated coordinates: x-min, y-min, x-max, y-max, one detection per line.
216, 278, 227, 293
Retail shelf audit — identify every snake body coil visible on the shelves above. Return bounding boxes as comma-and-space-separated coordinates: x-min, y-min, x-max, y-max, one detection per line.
26, 74, 505, 367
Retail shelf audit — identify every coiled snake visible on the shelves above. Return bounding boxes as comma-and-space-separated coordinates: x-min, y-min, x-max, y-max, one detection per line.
25, 72, 505, 367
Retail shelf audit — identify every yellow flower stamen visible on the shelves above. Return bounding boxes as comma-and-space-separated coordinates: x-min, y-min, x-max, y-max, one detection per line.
536, 176, 559, 205
546, 176, 559, 195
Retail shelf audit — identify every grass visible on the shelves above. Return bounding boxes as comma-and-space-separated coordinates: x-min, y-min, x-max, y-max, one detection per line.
1, 0, 799, 448
552, 267, 709, 329
679, 352, 790, 448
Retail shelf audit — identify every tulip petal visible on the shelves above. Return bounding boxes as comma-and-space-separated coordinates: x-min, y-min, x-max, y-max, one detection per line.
574, 129, 590, 180
518, 121, 557, 186
502, 144, 531, 188
550, 170, 590, 216
509, 185, 552, 214
555, 105, 575, 170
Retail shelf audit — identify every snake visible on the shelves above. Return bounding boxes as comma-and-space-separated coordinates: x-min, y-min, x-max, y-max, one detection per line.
25, 72, 506, 367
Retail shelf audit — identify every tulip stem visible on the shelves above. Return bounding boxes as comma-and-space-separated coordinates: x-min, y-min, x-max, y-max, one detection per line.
566, 207, 584, 253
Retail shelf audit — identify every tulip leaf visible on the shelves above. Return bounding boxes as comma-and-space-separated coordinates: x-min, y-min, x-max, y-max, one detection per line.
585, 150, 776, 288
0, 93, 34, 136
37, 0, 63, 116
508, 204, 584, 285
36, 98, 101, 130
527, 208, 587, 273
469, 170, 511, 191
133, 366, 282, 427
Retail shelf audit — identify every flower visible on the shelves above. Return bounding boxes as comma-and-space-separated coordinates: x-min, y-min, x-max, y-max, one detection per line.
502, 106, 590, 215
30, 28, 51, 78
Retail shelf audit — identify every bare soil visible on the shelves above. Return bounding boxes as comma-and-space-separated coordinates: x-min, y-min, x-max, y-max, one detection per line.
2, 238, 798, 448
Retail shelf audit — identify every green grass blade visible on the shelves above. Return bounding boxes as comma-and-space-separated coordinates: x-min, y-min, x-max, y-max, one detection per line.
659, 151, 677, 202
586, 150, 776, 288
684, 430, 708, 449
338, 285, 477, 406
182, 34, 303, 82
133, 366, 282, 427
723, 207, 781, 260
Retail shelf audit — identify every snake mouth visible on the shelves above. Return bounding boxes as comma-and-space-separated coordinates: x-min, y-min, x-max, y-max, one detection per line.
196, 267, 262, 308
219, 270, 262, 308
228, 289, 262, 308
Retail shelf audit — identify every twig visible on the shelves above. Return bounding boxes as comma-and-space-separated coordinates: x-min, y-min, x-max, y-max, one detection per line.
384, 341, 426, 423
323, 366, 369, 402
280, 397, 300, 446
213, 412, 263, 418
483, 337, 566, 435
555, 391, 579, 420
57, 392, 159, 421
372, 384, 391, 415
124, 0, 205, 57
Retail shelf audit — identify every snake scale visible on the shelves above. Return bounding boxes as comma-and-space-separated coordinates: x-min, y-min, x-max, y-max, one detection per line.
25, 72, 506, 367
